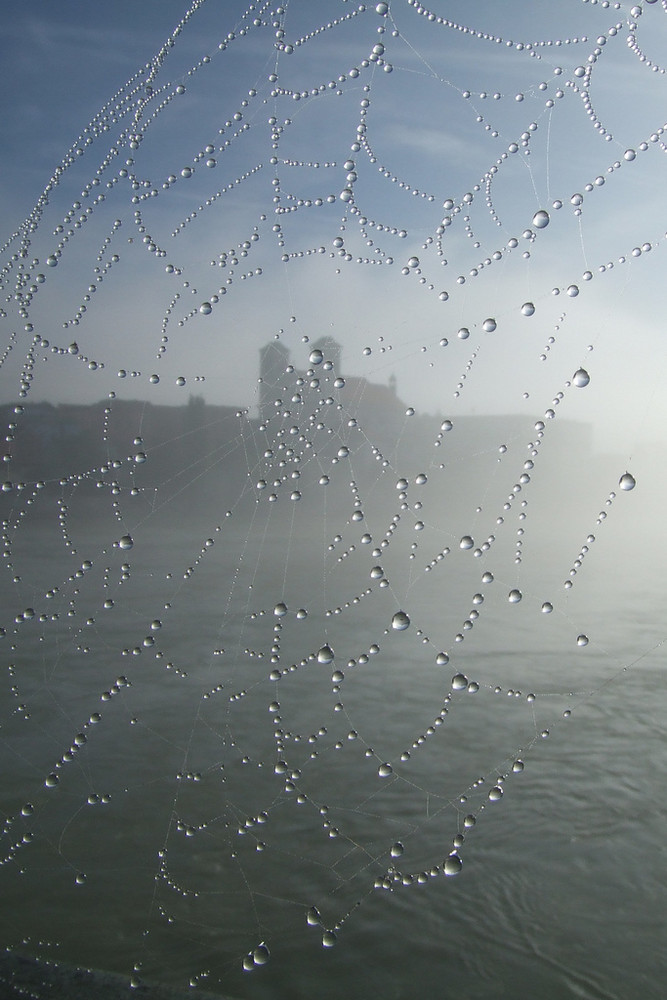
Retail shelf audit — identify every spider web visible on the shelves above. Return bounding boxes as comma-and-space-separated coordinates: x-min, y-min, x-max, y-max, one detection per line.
1, 1, 667, 997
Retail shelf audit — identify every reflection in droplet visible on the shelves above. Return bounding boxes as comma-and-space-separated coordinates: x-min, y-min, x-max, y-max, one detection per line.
443, 854, 462, 876
253, 944, 270, 966
392, 611, 410, 631
317, 644, 334, 664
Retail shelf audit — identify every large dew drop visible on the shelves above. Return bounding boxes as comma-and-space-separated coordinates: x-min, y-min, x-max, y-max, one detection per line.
119, 534, 134, 550
391, 611, 410, 631
573, 368, 590, 387
443, 854, 463, 876
619, 472, 636, 491
378, 763, 393, 778
532, 209, 550, 229
317, 644, 334, 664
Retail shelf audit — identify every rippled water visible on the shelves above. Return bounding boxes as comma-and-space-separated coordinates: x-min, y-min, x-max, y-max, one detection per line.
1, 513, 665, 1000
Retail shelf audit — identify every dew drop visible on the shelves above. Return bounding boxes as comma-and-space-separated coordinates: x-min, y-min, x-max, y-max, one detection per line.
253, 944, 270, 966
488, 785, 503, 801
532, 209, 550, 229
541, 601, 553, 614
274, 602, 288, 617
451, 673, 468, 691
576, 634, 589, 646
309, 349, 323, 365
573, 368, 590, 387
391, 842, 404, 857
508, 589, 522, 603
482, 318, 497, 333
199, 302, 212, 315
443, 854, 463, 876
317, 644, 334, 664
119, 535, 134, 550
436, 652, 449, 665
392, 611, 410, 631
619, 472, 636, 491
521, 302, 535, 316
322, 931, 337, 948
459, 536, 474, 550
566, 284, 579, 297
45, 773, 59, 788
378, 762, 393, 777
457, 327, 470, 340
407, 256, 420, 268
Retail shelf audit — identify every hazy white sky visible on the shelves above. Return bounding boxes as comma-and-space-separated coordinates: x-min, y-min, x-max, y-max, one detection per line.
2, 0, 667, 454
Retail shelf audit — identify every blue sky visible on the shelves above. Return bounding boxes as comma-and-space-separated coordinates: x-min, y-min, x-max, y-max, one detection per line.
2, 0, 667, 454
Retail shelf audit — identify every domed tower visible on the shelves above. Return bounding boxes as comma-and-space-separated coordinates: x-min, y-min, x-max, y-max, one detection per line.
259, 341, 291, 423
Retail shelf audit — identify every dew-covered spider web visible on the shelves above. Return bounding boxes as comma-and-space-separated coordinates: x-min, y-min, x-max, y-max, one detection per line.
1, 1, 667, 997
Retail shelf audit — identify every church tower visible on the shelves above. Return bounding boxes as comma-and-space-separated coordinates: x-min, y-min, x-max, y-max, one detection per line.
259, 341, 291, 424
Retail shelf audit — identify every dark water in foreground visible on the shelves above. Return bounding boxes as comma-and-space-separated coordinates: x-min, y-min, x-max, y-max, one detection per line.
0, 506, 665, 1000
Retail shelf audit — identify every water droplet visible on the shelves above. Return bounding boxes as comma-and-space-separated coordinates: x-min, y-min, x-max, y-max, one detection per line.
317, 644, 334, 664
45, 773, 59, 788
457, 327, 470, 340
573, 368, 590, 387
376, 1, 389, 13
322, 931, 337, 948
392, 611, 410, 631
482, 318, 497, 333
532, 209, 550, 229
521, 302, 535, 316
508, 589, 522, 603
378, 762, 393, 777
459, 536, 474, 550
488, 785, 503, 801
407, 256, 420, 268
513, 759, 525, 772
119, 535, 134, 550
307, 906, 321, 926
443, 854, 462, 876
391, 842, 404, 857
47, 255, 58, 267
566, 284, 579, 297
253, 944, 270, 966
274, 603, 288, 617
541, 602, 553, 614
619, 472, 636, 491
451, 673, 468, 691
624, 148, 636, 161
436, 652, 449, 665
576, 634, 589, 646
199, 302, 212, 315
309, 349, 323, 365
181, 167, 193, 179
